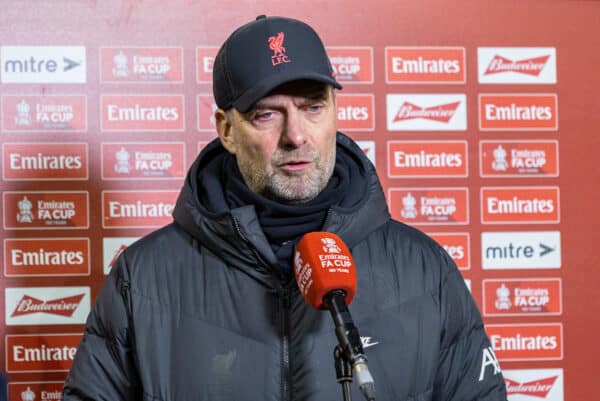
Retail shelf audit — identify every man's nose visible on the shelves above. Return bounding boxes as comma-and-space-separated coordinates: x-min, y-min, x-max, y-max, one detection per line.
281, 109, 307, 148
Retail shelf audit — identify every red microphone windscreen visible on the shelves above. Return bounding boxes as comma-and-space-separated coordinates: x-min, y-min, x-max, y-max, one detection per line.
294, 232, 357, 310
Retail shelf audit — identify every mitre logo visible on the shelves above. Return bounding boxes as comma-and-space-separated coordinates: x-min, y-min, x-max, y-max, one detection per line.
5, 287, 90, 325
503, 369, 563, 401
480, 140, 559, 177
2, 95, 87, 132
8, 382, 66, 401
3, 191, 89, 229
427, 232, 470, 269
481, 186, 560, 224
479, 94, 558, 131
478, 47, 557, 84
102, 190, 178, 228
481, 231, 562, 270
387, 140, 468, 178
4, 237, 90, 277
385, 47, 466, 84
388, 188, 469, 225
6, 333, 82, 372
327, 47, 373, 84
3, 142, 88, 181
1, 46, 86, 83
486, 323, 563, 361
100, 47, 183, 83
101, 142, 185, 180
101, 94, 184, 131
269, 32, 290, 66
387, 94, 466, 131
483, 278, 562, 317
336, 94, 374, 131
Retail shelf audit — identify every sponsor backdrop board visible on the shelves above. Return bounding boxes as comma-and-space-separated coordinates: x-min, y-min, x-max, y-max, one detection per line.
1, 1, 599, 400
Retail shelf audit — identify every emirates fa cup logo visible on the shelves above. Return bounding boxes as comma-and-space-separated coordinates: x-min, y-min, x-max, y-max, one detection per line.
322, 237, 341, 254
114, 147, 131, 174
16, 196, 34, 223
15, 99, 32, 126
492, 145, 508, 171
401, 193, 418, 219
21, 385, 36, 401
112, 50, 129, 77
495, 284, 512, 310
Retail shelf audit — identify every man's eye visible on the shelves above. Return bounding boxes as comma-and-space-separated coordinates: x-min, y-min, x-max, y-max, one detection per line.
306, 104, 323, 113
255, 111, 274, 120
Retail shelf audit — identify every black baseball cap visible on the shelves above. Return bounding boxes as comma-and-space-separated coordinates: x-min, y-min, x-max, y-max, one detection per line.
213, 15, 342, 113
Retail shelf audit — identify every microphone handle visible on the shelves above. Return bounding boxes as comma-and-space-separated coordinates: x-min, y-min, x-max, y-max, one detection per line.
325, 290, 365, 358
324, 291, 376, 401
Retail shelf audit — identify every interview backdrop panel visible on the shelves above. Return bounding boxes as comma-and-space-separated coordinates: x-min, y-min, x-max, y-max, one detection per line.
1, 1, 599, 400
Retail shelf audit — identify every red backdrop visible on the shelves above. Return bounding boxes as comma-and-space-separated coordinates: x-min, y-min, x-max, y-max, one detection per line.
1, 1, 599, 400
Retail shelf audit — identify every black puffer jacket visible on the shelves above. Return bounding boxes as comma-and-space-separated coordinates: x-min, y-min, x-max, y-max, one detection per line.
63, 134, 507, 401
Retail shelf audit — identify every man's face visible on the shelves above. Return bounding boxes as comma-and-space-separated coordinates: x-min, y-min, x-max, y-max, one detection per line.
216, 81, 338, 204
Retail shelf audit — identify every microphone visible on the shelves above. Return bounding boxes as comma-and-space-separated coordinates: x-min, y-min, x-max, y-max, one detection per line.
294, 232, 376, 401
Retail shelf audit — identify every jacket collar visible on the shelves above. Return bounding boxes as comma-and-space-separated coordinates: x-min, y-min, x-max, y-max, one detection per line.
172, 133, 390, 284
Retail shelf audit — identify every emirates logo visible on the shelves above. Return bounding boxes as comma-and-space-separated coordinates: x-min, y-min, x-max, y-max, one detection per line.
393, 101, 460, 123
485, 55, 550, 76
11, 294, 84, 317
269, 32, 291, 66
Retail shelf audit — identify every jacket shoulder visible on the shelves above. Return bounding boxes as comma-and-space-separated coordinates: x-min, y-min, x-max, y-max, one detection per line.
116, 223, 202, 284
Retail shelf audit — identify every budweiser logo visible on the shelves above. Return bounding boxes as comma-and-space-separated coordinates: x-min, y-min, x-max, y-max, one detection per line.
393, 101, 460, 123
485, 55, 550, 76
505, 376, 558, 398
11, 294, 84, 317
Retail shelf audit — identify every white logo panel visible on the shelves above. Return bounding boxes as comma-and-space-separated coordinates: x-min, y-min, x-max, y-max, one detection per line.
103, 237, 140, 274
5, 286, 91, 325
482, 231, 561, 270
386, 94, 467, 131
503, 368, 563, 401
1, 46, 86, 83
478, 47, 556, 84
355, 140, 376, 165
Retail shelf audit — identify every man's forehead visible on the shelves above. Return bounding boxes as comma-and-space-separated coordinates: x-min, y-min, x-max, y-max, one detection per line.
251, 81, 331, 108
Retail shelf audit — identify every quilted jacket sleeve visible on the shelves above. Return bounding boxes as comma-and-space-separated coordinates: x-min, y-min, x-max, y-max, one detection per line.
432, 250, 508, 401
62, 255, 142, 401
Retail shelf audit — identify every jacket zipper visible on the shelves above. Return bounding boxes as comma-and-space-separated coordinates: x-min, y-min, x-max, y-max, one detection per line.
322, 207, 334, 230
232, 214, 293, 399
120, 280, 142, 388
280, 286, 291, 401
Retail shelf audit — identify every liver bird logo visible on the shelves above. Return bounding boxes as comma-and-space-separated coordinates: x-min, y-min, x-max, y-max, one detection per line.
268, 32, 286, 57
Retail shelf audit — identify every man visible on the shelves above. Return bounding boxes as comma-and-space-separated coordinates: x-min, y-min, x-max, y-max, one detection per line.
63, 15, 507, 401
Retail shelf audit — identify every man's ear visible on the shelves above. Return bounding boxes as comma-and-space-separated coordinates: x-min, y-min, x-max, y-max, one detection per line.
215, 109, 236, 154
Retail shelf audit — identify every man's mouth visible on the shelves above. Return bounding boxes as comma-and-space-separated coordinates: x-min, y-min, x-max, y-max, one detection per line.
279, 160, 312, 171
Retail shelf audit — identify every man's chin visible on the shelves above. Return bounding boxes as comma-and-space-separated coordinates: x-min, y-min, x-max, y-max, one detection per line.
265, 184, 321, 205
